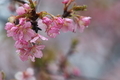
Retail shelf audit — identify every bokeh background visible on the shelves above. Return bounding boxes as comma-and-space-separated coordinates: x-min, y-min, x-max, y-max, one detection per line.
0, 0, 120, 80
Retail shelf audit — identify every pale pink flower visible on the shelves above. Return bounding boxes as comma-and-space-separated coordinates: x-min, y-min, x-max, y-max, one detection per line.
72, 67, 80, 76
6, 18, 35, 41
19, 24, 35, 41
17, 48, 29, 61
15, 68, 36, 80
15, 34, 47, 62
80, 16, 91, 27
30, 34, 48, 43
62, 0, 70, 4
16, 4, 30, 15
75, 16, 91, 32
23, 4, 31, 10
15, 40, 29, 49
62, 18, 75, 32
37, 19, 47, 30
42, 17, 64, 29
42, 17, 64, 38
47, 63, 59, 74
16, 6, 26, 15
54, 17, 64, 26
18, 44, 45, 62
15, 41, 30, 61
19, 18, 26, 24
5, 22, 15, 37
42, 17, 52, 26
5, 22, 14, 30
47, 27, 60, 38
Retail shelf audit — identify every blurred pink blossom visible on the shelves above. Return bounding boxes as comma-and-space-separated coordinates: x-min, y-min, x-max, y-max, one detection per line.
16, 4, 30, 15
30, 34, 48, 43
5, 22, 15, 37
42, 17, 52, 26
16, 7, 26, 15
15, 68, 36, 80
17, 43, 45, 62
47, 27, 60, 38
62, 18, 75, 32
62, 0, 69, 4
75, 16, 91, 32
72, 67, 80, 76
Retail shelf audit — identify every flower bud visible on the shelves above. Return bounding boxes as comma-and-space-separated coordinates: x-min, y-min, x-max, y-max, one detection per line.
8, 16, 16, 23
62, 0, 69, 4
73, 5, 87, 11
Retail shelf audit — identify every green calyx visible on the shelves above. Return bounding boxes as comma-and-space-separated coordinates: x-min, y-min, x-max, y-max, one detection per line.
73, 5, 87, 11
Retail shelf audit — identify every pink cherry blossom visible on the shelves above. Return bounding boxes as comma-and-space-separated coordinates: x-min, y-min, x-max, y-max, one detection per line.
82, 17, 91, 27
23, 4, 31, 10
37, 19, 47, 30
54, 17, 64, 26
42, 17, 52, 26
75, 16, 91, 32
42, 17, 64, 38
72, 67, 80, 76
5, 22, 14, 30
16, 4, 30, 15
15, 40, 29, 49
62, 18, 75, 32
14, 33, 47, 61
30, 34, 48, 43
62, 0, 69, 4
15, 36, 46, 62
6, 18, 35, 41
15, 68, 36, 80
18, 44, 45, 62
16, 6, 26, 15
47, 27, 60, 38
5, 22, 15, 37
42, 17, 64, 29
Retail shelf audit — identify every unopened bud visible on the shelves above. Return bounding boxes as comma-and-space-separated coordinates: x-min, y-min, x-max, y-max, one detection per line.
8, 16, 16, 23
73, 5, 87, 11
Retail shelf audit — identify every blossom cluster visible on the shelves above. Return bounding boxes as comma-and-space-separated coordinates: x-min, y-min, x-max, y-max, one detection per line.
5, 0, 91, 62
41, 16, 91, 38
5, 3, 48, 62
